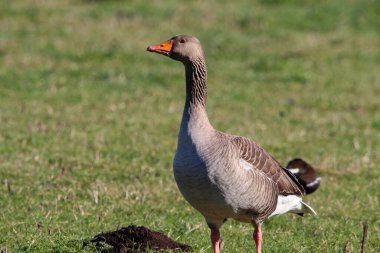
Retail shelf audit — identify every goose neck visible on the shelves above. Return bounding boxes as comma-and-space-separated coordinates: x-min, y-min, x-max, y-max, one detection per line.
185, 57, 207, 108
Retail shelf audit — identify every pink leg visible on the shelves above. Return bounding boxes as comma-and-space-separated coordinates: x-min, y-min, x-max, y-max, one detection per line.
210, 228, 221, 253
253, 225, 262, 253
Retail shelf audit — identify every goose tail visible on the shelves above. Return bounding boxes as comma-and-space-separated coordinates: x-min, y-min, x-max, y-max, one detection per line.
269, 195, 317, 217
301, 200, 317, 215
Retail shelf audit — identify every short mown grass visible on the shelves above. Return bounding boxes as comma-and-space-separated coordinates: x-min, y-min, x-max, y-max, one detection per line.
0, 0, 379, 252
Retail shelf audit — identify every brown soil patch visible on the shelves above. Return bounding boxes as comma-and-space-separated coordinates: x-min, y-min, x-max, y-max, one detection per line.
85, 225, 193, 253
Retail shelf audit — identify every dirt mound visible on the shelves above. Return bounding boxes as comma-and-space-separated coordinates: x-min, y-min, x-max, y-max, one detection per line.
85, 225, 193, 253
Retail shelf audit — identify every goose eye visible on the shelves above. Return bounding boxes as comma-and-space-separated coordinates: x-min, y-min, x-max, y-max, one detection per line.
179, 39, 185, 43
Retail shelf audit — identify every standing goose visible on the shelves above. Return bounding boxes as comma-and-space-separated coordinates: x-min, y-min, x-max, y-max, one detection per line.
147, 35, 316, 253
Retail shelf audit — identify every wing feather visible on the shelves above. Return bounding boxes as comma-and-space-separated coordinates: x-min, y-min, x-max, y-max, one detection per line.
232, 136, 304, 196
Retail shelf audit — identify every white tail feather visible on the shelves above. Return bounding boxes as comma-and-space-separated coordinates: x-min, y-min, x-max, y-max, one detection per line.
301, 201, 317, 215
269, 195, 317, 217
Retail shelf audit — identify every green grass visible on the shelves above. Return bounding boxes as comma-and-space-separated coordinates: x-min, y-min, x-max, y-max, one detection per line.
1, 0, 379, 252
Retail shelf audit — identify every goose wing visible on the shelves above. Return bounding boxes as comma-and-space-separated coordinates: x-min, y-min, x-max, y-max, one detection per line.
232, 136, 304, 196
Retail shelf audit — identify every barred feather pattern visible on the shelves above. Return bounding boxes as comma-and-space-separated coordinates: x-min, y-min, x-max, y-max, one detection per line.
231, 136, 304, 197
185, 57, 207, 107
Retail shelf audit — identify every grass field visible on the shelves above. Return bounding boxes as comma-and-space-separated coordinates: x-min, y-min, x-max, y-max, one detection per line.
1, 0, 379, 252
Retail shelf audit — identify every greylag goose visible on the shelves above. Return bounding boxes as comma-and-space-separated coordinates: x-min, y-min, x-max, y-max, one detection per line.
286, 158, 321, 194
147, 35, 316, 253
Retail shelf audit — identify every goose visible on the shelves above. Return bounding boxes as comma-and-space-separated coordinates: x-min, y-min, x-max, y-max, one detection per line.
147, 35, 316, 253
286, 158, 321, 194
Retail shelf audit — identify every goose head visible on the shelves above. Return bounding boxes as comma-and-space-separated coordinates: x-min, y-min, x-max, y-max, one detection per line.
147, 35, 204, 63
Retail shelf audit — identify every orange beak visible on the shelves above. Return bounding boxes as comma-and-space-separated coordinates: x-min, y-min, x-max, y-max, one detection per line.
147, 40, 173, 56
